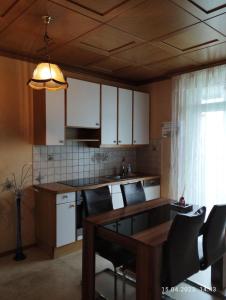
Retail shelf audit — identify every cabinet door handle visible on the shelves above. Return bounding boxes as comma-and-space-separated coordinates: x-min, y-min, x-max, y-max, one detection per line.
59, 140, 64, 144
96, 123, 99, 126
69, 204, 75, 208
118, 140, 122, 143
62, 195, 68, 199
134, 140, 136, 144
113, 140, 116, 143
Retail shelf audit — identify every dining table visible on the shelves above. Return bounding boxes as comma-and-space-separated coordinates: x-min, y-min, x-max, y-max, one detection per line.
81, 198, 226, 300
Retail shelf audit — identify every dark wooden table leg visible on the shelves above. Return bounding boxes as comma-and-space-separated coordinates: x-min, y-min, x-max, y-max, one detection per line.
211, 253, 226, 290
82, 220, 95, 300
136, 244, 162, 300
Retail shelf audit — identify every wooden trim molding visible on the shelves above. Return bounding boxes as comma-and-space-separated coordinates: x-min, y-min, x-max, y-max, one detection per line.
54, 240, 82, 258
66, 0, 130, 16
80, 40, 136, 54
163, 39, 219, 52
0, 243, 36, 258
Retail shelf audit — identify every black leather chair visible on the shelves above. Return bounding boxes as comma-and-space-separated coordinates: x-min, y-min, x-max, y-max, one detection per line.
121, 207, 206, 299
83, 185, 113, 216
200, 205, 226, 271
120, 181, 148, 234
82, 186, 133, 300
120, 181, 146, 206
186, 205, 226, 294
162, 207, 206, 288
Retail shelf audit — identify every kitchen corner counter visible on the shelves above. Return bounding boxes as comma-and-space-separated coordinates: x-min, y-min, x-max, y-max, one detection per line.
34, 174, 160, 194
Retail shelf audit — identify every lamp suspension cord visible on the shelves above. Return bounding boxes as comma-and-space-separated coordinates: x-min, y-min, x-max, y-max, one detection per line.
43, 16, 53, 78
44, 22, 50, 62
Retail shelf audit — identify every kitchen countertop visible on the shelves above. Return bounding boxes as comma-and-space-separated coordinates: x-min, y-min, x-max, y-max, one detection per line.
34, 173, 160, 194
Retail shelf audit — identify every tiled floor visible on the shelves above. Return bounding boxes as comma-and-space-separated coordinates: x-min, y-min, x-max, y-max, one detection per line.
0, 247, 224, 300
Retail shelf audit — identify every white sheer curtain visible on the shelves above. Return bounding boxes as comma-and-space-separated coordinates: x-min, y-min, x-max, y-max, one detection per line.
170, 65, 226, 211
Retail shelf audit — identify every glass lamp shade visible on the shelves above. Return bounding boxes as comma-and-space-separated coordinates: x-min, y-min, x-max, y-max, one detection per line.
28, 62, 68, 91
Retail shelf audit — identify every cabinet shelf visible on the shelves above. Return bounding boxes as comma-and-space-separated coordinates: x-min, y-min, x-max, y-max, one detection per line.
66, 127, 100, 143
69, 139, 100, 142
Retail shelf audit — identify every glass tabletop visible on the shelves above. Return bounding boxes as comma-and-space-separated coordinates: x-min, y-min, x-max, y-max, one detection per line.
102, 203, 173, 237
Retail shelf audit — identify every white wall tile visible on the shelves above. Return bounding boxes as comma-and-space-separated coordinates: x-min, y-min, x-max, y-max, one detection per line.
33, 142, 137, 184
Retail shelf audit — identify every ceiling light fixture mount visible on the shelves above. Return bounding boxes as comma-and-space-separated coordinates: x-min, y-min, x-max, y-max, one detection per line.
27, 15, 68, 91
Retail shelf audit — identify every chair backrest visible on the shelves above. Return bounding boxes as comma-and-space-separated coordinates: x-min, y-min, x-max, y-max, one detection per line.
120, 181, 146, 206
162, 207, 206, 288
82, 186, 113, 217
201, 205, 226, 270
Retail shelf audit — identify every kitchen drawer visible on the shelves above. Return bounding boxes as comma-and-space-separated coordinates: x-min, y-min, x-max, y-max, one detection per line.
56, 192, 76, 205
111, 184, 121, 194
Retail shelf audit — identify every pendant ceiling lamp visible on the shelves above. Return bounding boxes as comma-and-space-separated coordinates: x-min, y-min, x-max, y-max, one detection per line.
28, 16, 68, 91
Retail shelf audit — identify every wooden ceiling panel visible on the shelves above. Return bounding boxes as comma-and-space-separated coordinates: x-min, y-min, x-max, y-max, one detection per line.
113, 65, 164, 81
42, 1, 100, 43
109, 0, 199, 41
87, 57, 130, 73
0, 0, 226, 83
170, 0, 226, 20
0, 0, 36, 32
147, 56, 198, 73
0, 0, 100, 55
0, 0, 19, 17
114, 42, 176, 65
53, 0, 144, 22
162, 23, 225, 52
77, 24, 143, 55
51, 43, 107, 67
184, 42, 226, 65
205, 14, 226, 36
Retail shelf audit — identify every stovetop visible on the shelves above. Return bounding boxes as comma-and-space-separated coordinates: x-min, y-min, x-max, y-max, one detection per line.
58, 177, 107, 187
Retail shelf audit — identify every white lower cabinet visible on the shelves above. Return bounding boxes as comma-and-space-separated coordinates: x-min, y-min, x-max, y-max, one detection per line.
144, 186, 160, 200
56, 193, 76, 247
143, 179, 160, 200
112, 192, 124, 209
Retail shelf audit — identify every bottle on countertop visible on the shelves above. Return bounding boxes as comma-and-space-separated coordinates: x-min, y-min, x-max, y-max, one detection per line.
121, 157, 127, 177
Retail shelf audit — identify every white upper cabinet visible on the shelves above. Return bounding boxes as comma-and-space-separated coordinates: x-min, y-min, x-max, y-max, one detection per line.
33, 89, 65, 145
101, 85, 117, 145
67, 78, 100, 128
46, 90, 65, 146
118, 88, 133, 145
133, 91, 150, 145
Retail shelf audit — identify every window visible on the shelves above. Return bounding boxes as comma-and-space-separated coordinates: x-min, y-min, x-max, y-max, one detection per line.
170, 66, 226, 210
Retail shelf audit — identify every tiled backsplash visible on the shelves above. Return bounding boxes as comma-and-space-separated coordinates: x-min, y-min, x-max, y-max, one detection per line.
33, 141, 137, 184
